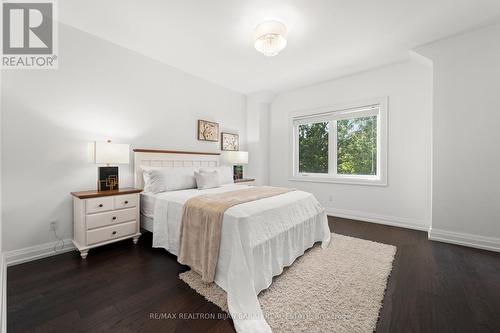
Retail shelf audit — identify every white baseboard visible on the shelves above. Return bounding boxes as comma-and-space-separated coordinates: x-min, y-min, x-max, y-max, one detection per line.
4, 239, 75, 267
428, 228, 500, 253
325, 207, 430, 231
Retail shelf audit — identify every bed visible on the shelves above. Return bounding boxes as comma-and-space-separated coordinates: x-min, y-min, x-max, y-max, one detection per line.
134, 149, 331, 333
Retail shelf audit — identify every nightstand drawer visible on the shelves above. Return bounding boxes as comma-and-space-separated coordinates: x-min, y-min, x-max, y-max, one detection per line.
86, 197, 113, 214
87, 221, 137, 245
114, 194, 138, 210
86, 208, 136, 230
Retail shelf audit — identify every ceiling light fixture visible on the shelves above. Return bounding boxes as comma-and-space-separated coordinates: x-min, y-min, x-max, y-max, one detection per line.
254, 21, 287, 57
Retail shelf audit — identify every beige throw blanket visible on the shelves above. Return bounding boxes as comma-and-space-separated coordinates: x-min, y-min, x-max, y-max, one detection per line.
178, 186, 295, 283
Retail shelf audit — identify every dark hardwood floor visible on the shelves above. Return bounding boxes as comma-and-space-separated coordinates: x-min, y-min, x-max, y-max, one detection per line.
7, 217, 500, 332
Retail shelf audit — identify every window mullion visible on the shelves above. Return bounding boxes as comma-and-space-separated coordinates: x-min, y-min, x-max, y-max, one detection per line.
329, 120, 337, 176
293, 125, 299, 176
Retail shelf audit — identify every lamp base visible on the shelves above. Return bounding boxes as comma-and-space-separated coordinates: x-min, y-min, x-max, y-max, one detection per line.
98, 166, 119, 191
233, 165, 243, 180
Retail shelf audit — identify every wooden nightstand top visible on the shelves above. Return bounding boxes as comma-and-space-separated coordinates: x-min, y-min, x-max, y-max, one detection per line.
234, 178, 256, 183
71, 188, 142, 199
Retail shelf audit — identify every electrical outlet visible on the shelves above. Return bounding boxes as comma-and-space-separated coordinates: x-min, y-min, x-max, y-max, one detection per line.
50, 220, 58, 231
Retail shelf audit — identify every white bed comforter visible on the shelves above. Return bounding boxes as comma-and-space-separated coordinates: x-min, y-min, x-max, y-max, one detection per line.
152, 184, 331, 333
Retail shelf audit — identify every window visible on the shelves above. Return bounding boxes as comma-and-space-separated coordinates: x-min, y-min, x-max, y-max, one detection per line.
337, 116, 377, 176
298, 122, 329, 173
291, 99, 387, 185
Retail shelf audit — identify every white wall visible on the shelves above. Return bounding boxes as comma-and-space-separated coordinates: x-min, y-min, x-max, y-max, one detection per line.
0, 62, 4, 333
0, 70, 2, 251
269, 60, 433, 230
245, 92, 273, 185
416, 24, 500, 248
1, 23, 246, 252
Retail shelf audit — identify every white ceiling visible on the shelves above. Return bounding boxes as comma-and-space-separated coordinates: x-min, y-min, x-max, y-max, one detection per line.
60, 0, 500, 94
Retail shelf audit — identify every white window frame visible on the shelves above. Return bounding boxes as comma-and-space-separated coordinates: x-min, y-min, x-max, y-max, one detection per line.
289, 97, 388, 186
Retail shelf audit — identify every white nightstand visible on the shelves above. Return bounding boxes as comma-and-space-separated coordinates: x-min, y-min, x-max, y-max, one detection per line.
71, 188, 142, 259
234, 178, 256, 186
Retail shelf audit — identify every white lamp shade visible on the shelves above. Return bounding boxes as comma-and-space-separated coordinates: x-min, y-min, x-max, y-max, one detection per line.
94, 142, 130, 164
224, 151, 248, 165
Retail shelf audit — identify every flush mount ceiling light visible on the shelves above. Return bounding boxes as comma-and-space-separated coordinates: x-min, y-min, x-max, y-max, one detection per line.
254, 21, 287, 57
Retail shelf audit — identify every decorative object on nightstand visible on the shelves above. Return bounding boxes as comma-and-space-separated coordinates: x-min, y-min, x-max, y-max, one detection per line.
234, 178, 256, 185
71, 188, 142, 259
94, 140, 130, 191
224, 151, 248, 180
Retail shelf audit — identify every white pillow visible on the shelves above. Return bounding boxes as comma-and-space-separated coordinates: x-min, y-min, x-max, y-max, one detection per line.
194, 170, 220, 190
141, 166, 158, 193
199, 166, 233, 184
143, 167, 198, 193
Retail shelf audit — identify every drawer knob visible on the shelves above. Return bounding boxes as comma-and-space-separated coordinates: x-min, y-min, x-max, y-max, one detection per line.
112, 217, 117, 220
112, 231, 117, 235
124, 201, 129, 204
98, 204, 103, 208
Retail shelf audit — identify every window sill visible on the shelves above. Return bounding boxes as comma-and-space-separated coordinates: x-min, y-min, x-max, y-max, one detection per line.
288, 175, 387, 187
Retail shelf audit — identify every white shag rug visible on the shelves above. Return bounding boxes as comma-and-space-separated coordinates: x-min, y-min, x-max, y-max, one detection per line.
179, 233, 396, 333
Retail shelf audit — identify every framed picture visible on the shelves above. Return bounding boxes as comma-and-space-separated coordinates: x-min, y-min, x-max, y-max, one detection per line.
221, 132, 239, 151
198, 120, 219, 142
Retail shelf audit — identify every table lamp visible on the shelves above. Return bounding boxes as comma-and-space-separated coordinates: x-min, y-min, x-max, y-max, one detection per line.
224, 151, 248, 180
94, 140, 130, 191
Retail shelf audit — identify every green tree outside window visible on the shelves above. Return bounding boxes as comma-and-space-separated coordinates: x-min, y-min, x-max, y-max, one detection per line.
298, 122, 329, 173
337, 116, 377, 175
298, 116, 377, 176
